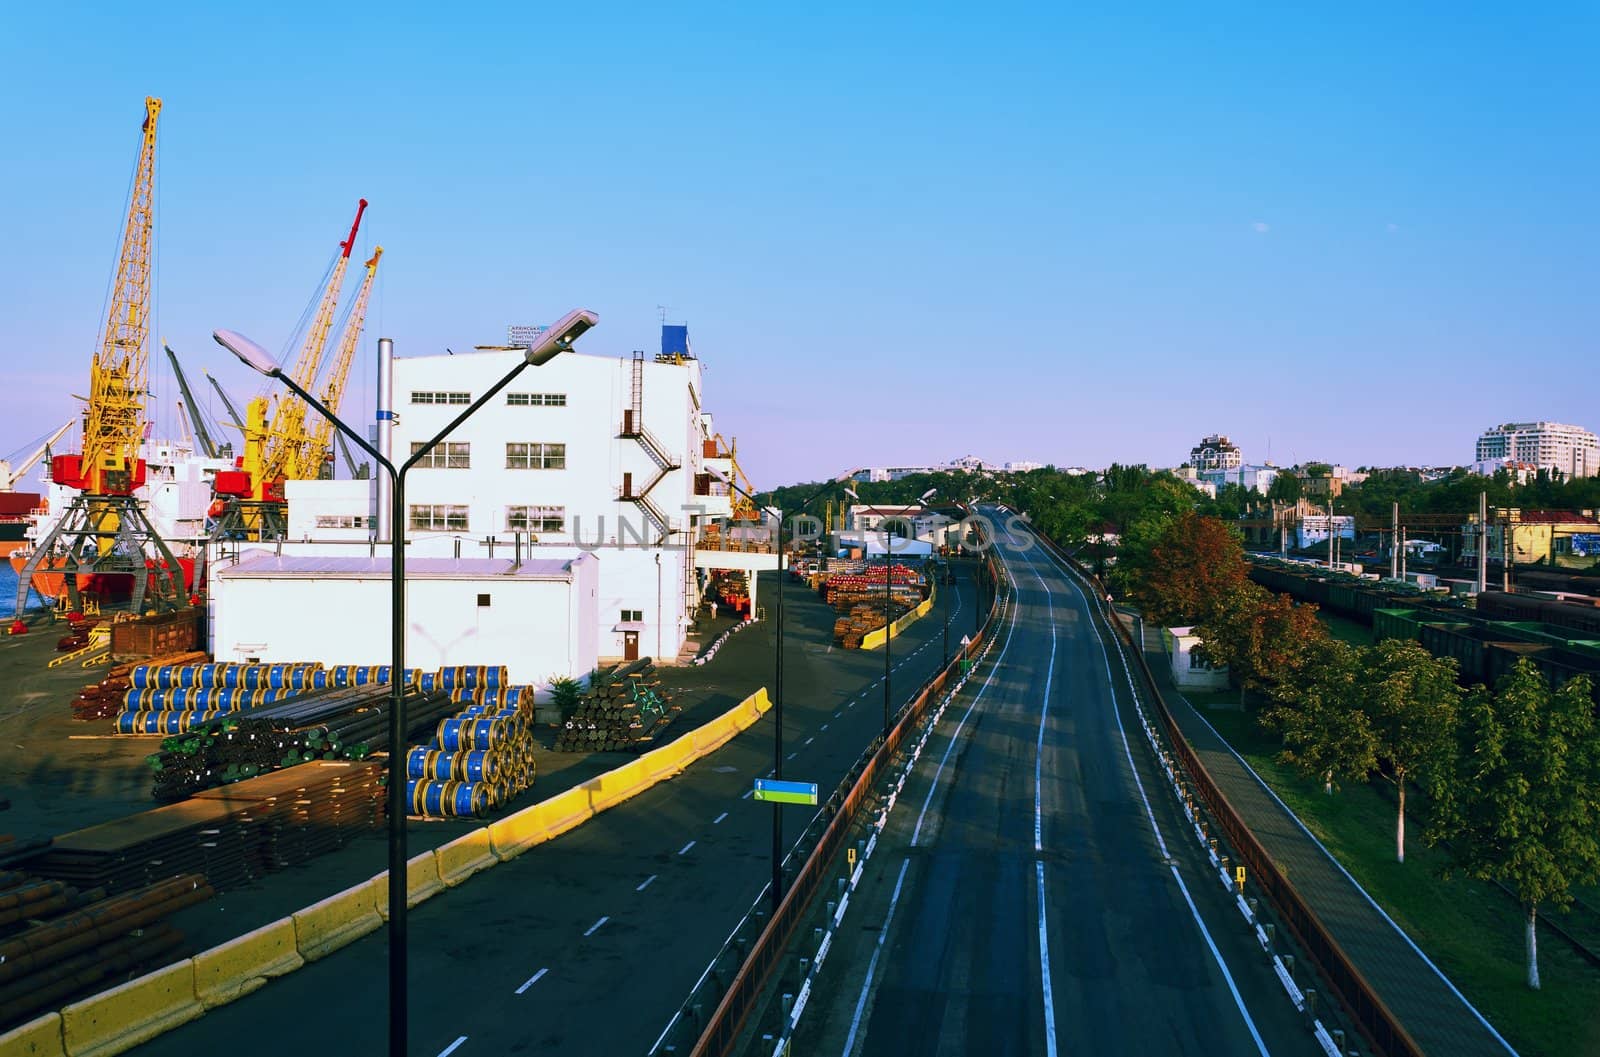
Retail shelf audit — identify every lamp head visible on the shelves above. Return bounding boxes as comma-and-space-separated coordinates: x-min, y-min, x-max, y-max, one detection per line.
213, 329, 282, 378
843, 486, 860, 501
525, 308, 599, 365
919, 488, 938, 502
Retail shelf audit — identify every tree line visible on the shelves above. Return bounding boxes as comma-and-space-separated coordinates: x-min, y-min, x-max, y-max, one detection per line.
1131, 512, 1600, 991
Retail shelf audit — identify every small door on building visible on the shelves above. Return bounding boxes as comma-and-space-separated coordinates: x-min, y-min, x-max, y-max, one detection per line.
624, 631, 640, 661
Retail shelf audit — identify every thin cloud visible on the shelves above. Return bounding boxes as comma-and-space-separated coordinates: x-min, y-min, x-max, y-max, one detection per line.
1251, 221, 1270, 234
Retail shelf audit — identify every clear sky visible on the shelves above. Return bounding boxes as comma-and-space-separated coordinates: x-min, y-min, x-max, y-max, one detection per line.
3, 3, 1596, 487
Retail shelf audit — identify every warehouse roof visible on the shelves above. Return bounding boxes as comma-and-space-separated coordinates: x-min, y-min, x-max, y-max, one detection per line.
217, 553, 586, 580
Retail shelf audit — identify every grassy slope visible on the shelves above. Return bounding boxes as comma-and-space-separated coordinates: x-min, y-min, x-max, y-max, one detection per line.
1186, 691, 1600, 1057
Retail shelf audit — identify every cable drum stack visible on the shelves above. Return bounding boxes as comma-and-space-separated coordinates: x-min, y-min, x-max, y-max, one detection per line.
71, 650, 208, 721
406, 667, 539, 819
555, 659, 679, 753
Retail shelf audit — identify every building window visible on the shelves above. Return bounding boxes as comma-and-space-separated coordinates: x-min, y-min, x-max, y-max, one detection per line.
410, 391, 471, 405
314, 514, 370, 529
507, 393, 567, 407
621, 609, 643, 622
506, 442, 566, 469
410, 441, 471, 469
409, 504, 469, 531
506, 505, 565, 533
477, 593, 492, 607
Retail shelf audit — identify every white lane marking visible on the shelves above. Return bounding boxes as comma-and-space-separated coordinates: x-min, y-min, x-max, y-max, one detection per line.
804, 736, 815, 746
821, 723, 829, 731
1029, 558, 1059, 853
1037, 861, 1059, 1057
842, 857, 913, 1056
741, 789, 754, 800
438, 1036, 468, 1057
910, 585, 1023, 845
514, 967, 548, 994
636, 874, 657, 891
679, 840, 696, 855
584, 916, 609, 937
713, 811, 728, 825
787, 751, 799, 761
1169, 864, 1272, 1056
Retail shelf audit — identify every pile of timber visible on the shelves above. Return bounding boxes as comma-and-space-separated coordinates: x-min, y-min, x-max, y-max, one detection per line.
145, 685, 457, 800
833, 601, 914, 649
71, 649, 208, 721
555, 659, 680, 753
30, 762, 385, 893
0, 872, 211, 1032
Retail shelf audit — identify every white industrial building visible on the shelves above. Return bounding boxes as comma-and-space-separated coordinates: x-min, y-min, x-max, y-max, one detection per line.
1475, 421, 1599, 478
211, 553, 598, 683
206, 323, 770, 693
1296, 514, 1356, 549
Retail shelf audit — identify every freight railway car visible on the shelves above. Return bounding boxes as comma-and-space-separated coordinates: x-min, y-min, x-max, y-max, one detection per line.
1477, 590, 1600, 637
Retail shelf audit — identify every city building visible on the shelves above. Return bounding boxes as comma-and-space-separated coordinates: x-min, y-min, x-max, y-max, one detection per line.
1296, 514, 1356, 550
1189, 434, 1242, 472
1475, 422, 1600, 478
1167, 627, 1230, 691
845, 504, 955, 547
1462, 509, 1600, 569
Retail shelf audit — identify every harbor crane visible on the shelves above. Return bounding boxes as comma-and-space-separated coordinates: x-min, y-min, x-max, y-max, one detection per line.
305, 246, 382, 478
0, 422, 72, 493
13, 97, 188, 621
211, 200, 368, 538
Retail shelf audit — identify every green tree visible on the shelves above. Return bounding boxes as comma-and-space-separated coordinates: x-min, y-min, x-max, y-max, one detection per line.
1427, 662, 1600, 989
1123, 512, 1249, 626
1266, 472, 1302, 504
1264, 639, 1376, 796
1197, 583, 1329, 704
1356, 640, 1462, 863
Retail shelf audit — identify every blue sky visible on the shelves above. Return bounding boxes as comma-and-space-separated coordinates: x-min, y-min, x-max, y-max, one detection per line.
3, 4, 1596, 487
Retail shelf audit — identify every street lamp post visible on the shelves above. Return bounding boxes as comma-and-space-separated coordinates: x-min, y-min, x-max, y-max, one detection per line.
848, 486, 934, 740
215, 309, 597, 1057
710, 469, 847, 912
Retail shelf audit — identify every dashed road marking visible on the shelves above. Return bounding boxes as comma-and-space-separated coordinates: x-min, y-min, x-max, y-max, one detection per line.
514, 968, 548, 994
636, 874, 657, 892
713, 811, 728, 825
679, 840, 696, 855
438, 1036, 468, 1057
584, 916, 609, 937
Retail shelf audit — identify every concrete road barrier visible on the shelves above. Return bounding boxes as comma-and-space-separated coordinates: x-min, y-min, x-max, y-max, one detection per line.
60, 961, 201, 1057
372, 851, 445, 918
292, 883, 382, 961
0, 1013, 65, 1057
192, 918, 303, 1009
434, 826, 497, 886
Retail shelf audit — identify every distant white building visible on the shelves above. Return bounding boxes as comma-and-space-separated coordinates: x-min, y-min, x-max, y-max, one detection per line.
1169, 627, 1230, 691
1476, 422, 1599, 478
846, 504, 954, 546
1297, 514, 1356, 549
1004, 460, 1044, 473
1190, 434, 1243, 472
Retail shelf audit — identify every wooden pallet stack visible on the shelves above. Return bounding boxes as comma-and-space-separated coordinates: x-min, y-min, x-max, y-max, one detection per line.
70, 649, 207, 721
554, 659, 680, 753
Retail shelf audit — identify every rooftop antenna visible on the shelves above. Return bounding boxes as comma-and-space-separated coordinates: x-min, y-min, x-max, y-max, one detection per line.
657, 304, 671, 324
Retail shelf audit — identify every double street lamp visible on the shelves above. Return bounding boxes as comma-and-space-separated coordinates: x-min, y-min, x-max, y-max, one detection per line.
707, 468, 849, 913
844, 486, 935, 739
215, 309, 598, 1057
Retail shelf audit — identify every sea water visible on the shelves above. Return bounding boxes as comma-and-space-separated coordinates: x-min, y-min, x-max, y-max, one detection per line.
0, 562, 17, 618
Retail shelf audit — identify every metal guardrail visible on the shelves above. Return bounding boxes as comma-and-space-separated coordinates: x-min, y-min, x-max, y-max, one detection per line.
680, 549, 1007, 1057
1034, 532, 1426, 1057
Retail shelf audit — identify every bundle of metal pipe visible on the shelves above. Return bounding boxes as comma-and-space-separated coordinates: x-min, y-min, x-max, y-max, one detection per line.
70, 649, 208, 721
145, 685, 457, 800
406, 682, 539, 819
554, 659, 680, 753
0, 872, 210, 1033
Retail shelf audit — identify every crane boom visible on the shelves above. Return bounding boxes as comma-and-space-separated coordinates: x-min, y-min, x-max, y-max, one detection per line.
163, 342, 218, 458
56, 96, 161, 496
0, 422, 72, 492
306, 247, 382, 476
257, 198, 367, 498
204, 372, 245, 429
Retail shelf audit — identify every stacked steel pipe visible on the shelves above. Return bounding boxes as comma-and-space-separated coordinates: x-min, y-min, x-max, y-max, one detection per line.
0, 872, 211, 1032
406, 669, 540, 818
71, 649, 207, 721
555, 659, 679, 753
144, 683, 456, 800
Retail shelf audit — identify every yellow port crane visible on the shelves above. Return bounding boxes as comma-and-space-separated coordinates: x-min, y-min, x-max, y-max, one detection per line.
15, 97, 189, 619
213, 200, 367, 536
305, 246, 382, 476
56, 97, 161, 496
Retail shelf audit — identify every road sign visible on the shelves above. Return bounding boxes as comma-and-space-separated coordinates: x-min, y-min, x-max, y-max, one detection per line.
753, 778, 818, 805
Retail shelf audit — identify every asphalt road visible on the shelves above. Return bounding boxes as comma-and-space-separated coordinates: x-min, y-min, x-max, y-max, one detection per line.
788, 515, 1322, 1057
130, 568, 972, 1057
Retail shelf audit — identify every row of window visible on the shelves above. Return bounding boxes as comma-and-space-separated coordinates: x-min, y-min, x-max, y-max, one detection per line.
406, 442, 568, 470
409, 391, 568, 407
315, 514, 372, 529
407, 505, 567, 533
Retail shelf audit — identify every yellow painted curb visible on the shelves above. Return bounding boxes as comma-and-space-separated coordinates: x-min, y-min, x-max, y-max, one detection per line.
292, 883, 382, 961
372, 851, 445, 918
60, 961, 201, 1057
0, 1013, 64, 1057
193, 918, 304, 1009
434, 826, 497, 886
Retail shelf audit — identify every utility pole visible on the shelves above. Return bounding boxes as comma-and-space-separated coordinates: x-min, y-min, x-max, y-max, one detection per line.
1477, 491, 1489, 595
1503, 512, 1512, 593
1391, 502, 1399, 580
1400, 526, 1407, 580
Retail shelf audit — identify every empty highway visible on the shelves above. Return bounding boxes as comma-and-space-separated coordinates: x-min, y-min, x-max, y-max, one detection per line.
789, 513, 1321, 1056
